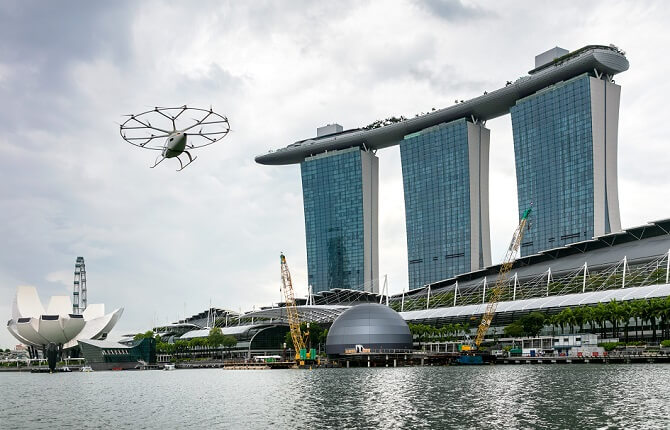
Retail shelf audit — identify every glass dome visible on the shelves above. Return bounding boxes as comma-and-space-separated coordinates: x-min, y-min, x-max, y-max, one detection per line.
325, 303, 412, 355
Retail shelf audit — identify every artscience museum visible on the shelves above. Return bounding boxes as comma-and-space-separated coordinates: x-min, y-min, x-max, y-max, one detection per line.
6, 285, 123, 354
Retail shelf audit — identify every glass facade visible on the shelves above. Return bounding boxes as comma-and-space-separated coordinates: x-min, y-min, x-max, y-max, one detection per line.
301, 147, 377, 294
401, 119, 478, 289
511, 73, 595, 256
79, 338, 156, 365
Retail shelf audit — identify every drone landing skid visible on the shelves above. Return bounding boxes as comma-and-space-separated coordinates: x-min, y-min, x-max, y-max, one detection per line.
176, 151, 197, 172
150, 155, 166, 169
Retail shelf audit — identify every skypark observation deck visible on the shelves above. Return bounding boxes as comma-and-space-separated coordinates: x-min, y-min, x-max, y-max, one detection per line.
255, 45, 628, 166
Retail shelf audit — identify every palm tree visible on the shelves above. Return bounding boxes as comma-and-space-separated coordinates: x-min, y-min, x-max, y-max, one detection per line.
461, 322, 471, 340
593, 303, 608, 338
606, 300, 621, 339
650, 298, 664, 342
447, 323, 456, 340
573, 306, 586, 333
630, 300, 644, 341
662, 297, 670, 340
562, 308, 576, 333
453, 323, 463, 340
555, 310, 566, 334
582, 306, 595, 334
547, 314, 558, 336
619, 301, 632, 343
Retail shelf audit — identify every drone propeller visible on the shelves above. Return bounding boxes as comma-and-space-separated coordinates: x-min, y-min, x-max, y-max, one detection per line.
119, 105, 230, 157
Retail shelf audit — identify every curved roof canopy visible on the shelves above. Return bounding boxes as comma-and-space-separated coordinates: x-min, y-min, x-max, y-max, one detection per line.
401, 283, 670, 327
243, 305, 350, 324
256, 45, 629, 165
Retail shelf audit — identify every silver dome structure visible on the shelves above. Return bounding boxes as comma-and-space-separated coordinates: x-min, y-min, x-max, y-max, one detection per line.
326, 303, 412, 355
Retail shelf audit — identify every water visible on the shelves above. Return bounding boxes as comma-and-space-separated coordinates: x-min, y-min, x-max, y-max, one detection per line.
1, 364, 669, 429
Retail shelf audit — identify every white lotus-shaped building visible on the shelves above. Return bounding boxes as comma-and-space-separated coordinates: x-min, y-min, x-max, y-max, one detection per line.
6, 286, 123, 349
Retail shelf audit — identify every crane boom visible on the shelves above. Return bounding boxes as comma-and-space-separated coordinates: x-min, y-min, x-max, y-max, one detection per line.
280, 253, 307, 357
473, 206, 532, 347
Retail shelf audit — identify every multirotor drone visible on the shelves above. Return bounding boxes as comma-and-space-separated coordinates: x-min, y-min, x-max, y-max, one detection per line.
119, 105, 230, 171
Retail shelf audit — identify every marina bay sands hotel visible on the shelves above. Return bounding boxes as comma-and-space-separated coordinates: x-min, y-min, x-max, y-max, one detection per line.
256, 45, 629, 294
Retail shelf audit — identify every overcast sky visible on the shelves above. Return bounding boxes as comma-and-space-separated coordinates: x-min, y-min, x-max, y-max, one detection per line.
1, 0, 669, 348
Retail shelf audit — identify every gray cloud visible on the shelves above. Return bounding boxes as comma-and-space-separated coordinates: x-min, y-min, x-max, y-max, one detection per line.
1, 1, 669, 348
414, 0, 493, 21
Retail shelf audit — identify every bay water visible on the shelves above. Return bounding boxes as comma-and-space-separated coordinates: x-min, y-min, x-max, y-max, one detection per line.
1, 364, 668, 429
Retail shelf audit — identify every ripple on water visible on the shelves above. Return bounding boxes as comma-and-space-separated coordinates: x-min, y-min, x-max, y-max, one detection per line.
1, 364, 669, 429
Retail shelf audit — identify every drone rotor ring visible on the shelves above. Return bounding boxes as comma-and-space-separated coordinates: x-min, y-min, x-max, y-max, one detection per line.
119, 106, 230, 152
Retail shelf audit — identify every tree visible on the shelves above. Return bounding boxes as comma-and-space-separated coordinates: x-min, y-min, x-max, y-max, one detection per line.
619, 301, 632, 342
605, 300, 620, 339
283, 322, 325, 353
554, 310, 566, 334
284, 331, 294, 350
573, 307, 587, 333
174, 340, 188, 356
504, 322, 525, 337
157, 341, 176, 355
562, 308, 576, 334
134, 330, 155, 341
189, 337, 206, 352
222, 335, 237, 358
547, 314, 559, 336
593, 303, 608, 338
661, 297, 670, 340
302, 322, 326, 351
631, 300, 644, 340
519, 312, 545, 337
363, 116, 407, 130
638, 299, 653, 342
650, 298, 664, 342
208, 327, 226, 358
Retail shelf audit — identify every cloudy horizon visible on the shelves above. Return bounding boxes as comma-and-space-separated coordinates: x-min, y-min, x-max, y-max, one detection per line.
2, 0, 670, 348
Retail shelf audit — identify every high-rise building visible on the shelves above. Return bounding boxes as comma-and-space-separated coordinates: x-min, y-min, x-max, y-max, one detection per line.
301, 147, 379, 293
511, 73, 621, 255
400, 118, 491, 289
257, 44, 629, 291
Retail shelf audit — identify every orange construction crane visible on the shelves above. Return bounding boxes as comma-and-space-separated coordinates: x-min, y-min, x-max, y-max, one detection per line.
280, 253, 308, 360
473, 205, 532, 348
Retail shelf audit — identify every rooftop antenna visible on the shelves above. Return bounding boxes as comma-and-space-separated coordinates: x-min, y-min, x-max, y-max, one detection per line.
207, 299, 212, 328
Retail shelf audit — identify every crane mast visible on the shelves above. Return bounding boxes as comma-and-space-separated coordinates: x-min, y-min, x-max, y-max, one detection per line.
473, 206, 532, 348
280, 253, 307, 358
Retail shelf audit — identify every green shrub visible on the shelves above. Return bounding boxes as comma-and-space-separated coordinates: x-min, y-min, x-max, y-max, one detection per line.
600, 342, 619, 351
626, 340, 646, 346
661, 340, 670, 348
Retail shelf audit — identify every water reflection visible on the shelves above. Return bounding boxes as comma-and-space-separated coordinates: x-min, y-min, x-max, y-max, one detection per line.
1, 364, 669, 429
